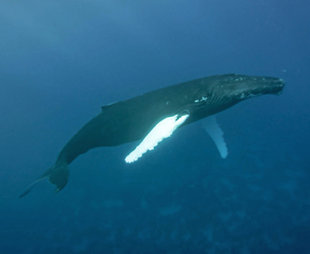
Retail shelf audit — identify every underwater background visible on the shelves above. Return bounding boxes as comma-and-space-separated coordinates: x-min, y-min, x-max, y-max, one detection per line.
0, 0, 309, 253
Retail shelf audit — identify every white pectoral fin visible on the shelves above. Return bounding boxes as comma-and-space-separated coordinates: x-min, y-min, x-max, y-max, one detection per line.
202, 116, 228, 159
125, 113, 190, 163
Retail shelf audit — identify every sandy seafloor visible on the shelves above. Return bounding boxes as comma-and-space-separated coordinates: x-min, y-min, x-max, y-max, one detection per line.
0, 1, 309, 253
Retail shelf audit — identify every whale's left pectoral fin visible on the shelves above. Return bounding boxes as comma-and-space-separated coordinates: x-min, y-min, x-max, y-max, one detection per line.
202, 116, 228, 159
125, 113, 190, 163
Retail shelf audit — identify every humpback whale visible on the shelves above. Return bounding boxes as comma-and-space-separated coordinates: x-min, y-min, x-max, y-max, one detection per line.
20, 74, 284, 197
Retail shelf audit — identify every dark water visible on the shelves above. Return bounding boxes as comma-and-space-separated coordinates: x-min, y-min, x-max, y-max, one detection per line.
1, 1, 309, 253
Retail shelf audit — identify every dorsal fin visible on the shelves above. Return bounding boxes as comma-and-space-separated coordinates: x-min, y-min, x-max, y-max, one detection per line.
101, 102, 116, 112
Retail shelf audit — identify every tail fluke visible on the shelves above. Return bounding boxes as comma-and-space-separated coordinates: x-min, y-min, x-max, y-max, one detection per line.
19, 175, 49, 198
19, 163, 69, 198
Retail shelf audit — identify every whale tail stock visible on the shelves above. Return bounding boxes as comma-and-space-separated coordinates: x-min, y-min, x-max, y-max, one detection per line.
19, 163, 69, 198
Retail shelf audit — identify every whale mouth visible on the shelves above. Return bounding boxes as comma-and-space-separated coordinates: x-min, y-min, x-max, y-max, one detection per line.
266, 77, 285, 95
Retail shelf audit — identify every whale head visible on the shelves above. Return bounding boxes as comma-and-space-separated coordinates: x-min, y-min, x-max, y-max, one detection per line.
213, 75, 284, 103
218, 74, 285, 102
187, 74, 285, 119
200, 74, 284, 106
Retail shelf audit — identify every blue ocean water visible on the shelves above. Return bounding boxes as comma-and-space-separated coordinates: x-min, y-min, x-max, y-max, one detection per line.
1, 0, 309, 253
